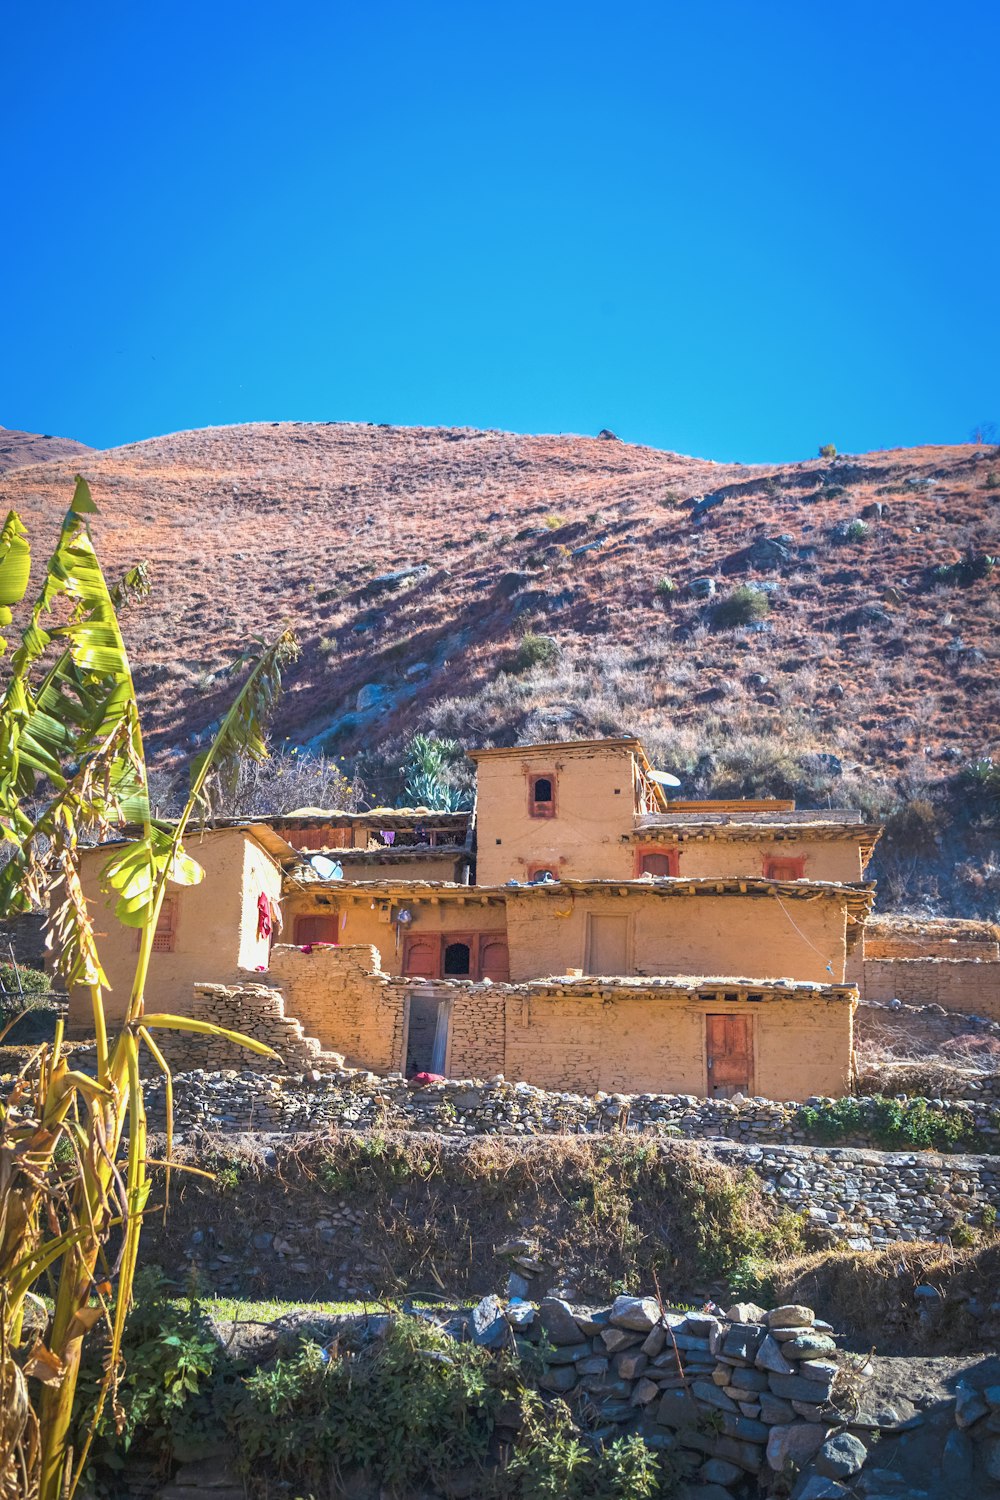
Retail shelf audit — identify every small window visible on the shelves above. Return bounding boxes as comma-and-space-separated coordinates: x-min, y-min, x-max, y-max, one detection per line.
529, 774, 556, 818
636, 848, 678, 877
528, 867, 558, 883
764, 856, 805, 881
443, 941, 472, 976
137, 896, 176, 953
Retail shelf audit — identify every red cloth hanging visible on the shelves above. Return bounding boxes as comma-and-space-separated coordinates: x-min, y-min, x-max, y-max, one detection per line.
256, 891, 272, 941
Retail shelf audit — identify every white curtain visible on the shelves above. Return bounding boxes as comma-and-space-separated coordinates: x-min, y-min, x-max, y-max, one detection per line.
430, 1000, 450, 1075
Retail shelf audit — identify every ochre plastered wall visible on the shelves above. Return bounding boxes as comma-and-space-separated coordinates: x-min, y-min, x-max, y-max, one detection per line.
261, 947, 853, 1100
473, 745, 640, 884
281, 891, 507, 975
649, 837, 863, 884
65, 829, 281, 1033
336, 853, 465, 883
496, 991, 853, 1100
503, 890, 848, 984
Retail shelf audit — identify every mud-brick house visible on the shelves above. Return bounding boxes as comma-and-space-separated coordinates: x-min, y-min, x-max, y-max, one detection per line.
64, 824, 293, 1030
60, 737, 880, 1100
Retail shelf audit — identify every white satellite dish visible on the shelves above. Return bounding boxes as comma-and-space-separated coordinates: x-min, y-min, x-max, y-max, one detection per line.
310, 854, 343, 880
649, 769, 682, 788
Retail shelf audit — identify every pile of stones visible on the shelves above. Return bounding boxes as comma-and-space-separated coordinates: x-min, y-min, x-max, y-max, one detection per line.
468, 1291, 873, 1499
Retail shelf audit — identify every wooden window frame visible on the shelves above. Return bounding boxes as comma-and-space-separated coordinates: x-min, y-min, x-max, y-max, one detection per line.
763, 855, 806, 881
584, 911, 633, 976
402, 930, 509, 981
634, 846, 679, 877
136, 895, 177, 953
528, 772, 557, 819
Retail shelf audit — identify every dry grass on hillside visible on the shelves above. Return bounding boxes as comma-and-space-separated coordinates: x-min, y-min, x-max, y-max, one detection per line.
1, 423, 997, 909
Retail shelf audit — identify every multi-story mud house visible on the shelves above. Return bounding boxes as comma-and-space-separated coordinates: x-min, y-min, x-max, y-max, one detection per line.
64, 738, 881, 1100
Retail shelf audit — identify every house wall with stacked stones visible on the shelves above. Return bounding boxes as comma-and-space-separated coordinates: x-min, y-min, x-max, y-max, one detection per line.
863, 957, 1000, 1020
268, 943, 404, 1071
186, 946, 855, 1100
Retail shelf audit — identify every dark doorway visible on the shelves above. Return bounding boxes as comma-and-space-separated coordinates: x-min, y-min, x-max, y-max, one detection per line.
443, 941, 471, 976
406, 993, 450, 1075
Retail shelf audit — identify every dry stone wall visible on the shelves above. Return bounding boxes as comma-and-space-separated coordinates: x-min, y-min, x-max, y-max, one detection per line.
863, 957, 1000, 1019
144, 1076, 1000, 1250
465, 1293, 883, 1495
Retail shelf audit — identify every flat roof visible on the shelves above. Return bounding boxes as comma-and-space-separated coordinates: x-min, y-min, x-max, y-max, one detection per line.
78, 821, 299, 865
313, 873, 875, 913
633, 817, 883, 870
277, 807, 469, 822
467, 737, 643, 760
520, 975, 858, 1003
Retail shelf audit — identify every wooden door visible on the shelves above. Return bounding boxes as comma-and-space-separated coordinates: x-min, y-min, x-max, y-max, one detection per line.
586, 914, 630, 976
706, 1014, 752, 1098
402, 934, 441, 978
293, 913, 340, 945
478, 937, 510, 982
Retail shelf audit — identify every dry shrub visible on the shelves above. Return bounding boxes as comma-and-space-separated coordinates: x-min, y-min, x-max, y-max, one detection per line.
766, 1240, 1000, 1354
151, 1132, 804, 1304
854, 1060, 990, 1097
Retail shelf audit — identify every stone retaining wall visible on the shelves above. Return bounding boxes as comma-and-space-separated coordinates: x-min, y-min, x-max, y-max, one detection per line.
147, 1069, 1000, 1248
864, 957, 1000, 1019
145, 1059, 1000, 1144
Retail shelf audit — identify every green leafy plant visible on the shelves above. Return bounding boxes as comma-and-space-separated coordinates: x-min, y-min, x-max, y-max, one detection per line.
830, 518, 869, 544
819, 443, 837, 458
0, 963, 51, 999
506, 633, 560, 673
75, 1270, 220, 1480
654, 577, 677, 601
401, 732, 472, 811
712, 586, 770, 630
797, 1096, 976, 1152
0, 479, 294, 1500
230, 1316, 512, 1495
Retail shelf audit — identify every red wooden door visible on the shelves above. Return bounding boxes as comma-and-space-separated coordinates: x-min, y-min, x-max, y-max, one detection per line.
403, 934, 441, 978
293, 914, 340, 944
478, 937, 510, 982
706, 1015, 752, 1098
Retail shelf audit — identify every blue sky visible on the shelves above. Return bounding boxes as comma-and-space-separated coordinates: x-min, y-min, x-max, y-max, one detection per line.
3, 1, 998, 462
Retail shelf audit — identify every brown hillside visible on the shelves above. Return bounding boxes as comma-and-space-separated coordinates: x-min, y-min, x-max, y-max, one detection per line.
0, 421, 998, 912
0, 427, 93, 472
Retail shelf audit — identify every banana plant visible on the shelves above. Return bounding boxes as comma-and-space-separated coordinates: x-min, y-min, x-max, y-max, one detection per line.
0, 478, 298, 1500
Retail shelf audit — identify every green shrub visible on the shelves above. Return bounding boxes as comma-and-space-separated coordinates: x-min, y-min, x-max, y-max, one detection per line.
510, 1400, 675, 1498
232, 1316, 514, 1494
507, 633, 560, 673
712, 586, 770, 630
544, 514, 565, 530
0, 962, 51, 999
797, 1096, 976, 1152
75, 1270, 221, 1481
985, 471, 999, 489
934, 551, 996, 586
958, 758, 1000, 823
831, 519, 869, 545
819, 443, 837, 458
654, 577, 677, 600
